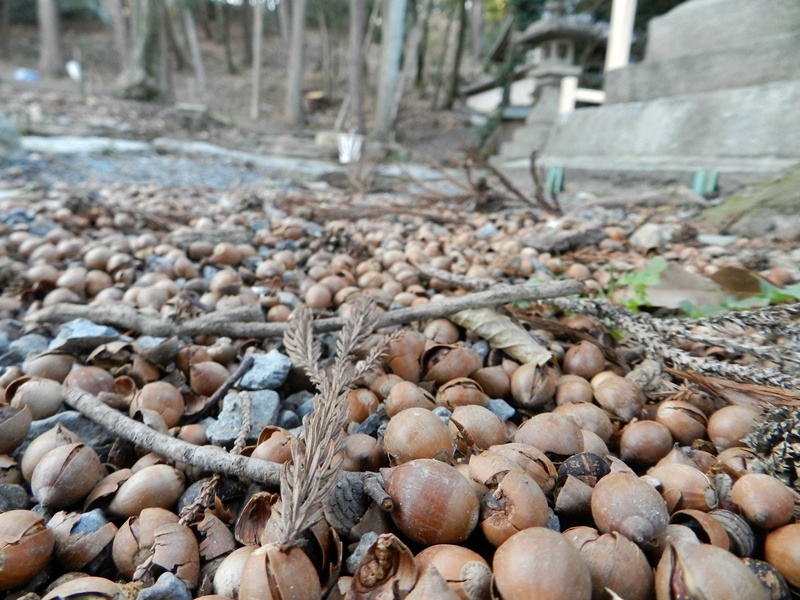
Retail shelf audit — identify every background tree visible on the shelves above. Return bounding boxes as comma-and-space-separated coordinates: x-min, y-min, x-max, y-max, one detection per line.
37, 0, 63, 76
103, 0, 129, 70
373, 0, 407, 140
443, 0, 467, 109
285, 0, 307, 125
348, 0, 367, 133
118, 0, 164, 100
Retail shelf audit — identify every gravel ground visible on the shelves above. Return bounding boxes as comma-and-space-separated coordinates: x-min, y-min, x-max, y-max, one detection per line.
3, 152, 279, 191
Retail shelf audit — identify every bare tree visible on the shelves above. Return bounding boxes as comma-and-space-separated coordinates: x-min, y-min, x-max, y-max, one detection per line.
250, 0, 264, 119
390, 0, 432, 127
470, 0, 482, 59
118, 0, 164, 100
373, 0, 408, 140
348, 0, 367, 134
103, 0, 130, 70
1, 0, 11, 59
181, 1, 207, 90
278, 0, 291, 42
240, 1, 253, 66
37, 0, 63, 76
285, 0, 307, 125
444, 0, 468, 109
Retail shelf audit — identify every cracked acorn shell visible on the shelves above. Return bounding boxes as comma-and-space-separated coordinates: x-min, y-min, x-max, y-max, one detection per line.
509, 363, 556, 409
0, 404, 31, 455
655, 538, 770, 600
648, 463, 718, 513
382, 459, 480, 546
113, 507, 179, 579
0, 509, 55, 591
415, 545, 491, 600
41, 576, 125, 600
513, 413, 584, 459
31, 442, 107, 509
565, 526, 655, 600
479, 469, 549, 547
21, 424, 82, 482
493, 527, 592, 600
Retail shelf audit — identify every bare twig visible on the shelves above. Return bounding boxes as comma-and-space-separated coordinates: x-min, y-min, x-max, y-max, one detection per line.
63, 386, 282, 487
191, 354, 255, 421
28, 280, 583, 337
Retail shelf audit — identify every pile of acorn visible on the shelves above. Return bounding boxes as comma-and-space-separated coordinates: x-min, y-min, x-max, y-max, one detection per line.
0, 201, 798, 600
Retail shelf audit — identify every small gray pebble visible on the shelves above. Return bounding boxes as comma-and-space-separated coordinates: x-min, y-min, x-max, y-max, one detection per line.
0, 484, 30, 511
432, 406, 452, 424
277, 409, 300, 429
296, 397, 316, 419
238, 350, 292, 391
487, 398, 516, 422
136, 572, 191, 600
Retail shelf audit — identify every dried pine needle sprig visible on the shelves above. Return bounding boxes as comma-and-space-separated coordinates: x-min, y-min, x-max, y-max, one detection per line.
276, 296, 397, 548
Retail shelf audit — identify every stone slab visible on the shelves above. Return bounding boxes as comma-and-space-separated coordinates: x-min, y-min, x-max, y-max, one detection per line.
540, 81, 800, 171
645, 0, 800, 63
607, 31, 800, 103
21, 136, 153, 154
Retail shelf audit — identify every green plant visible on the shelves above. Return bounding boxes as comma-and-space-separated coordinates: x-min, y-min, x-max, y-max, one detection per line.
616, 257, 667, 309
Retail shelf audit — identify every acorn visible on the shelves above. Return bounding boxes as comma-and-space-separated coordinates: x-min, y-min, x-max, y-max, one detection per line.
649, 463, 718, 513
731, 473, 795, 530
563, 341, 606, 380
656, 400, 708, 445
382, 459, 480, 546
0, 405, 31, 455
31, 442, 107, 509
8, 377, 64, 420
707, 405, 762, 452
0, 510, 54, 591
493, 527, 592, 600
565, 526, 655, 600
764, 523, 800, 588
108, 464, 185, 518
655, 537, 770, 600
593, 374, 645, 422
382, 407, 453, 465
448, 404, 506, 450
479, 470, 549, 547
384, 330, 427, 383
385, 381, 436, 417
48, 509, 117, 571
436, 378, 489, 409
509, 363, 556, 409
619, 420, 674, 467
112, 507, 179, 579
421, 344, 482, 385
414, 545, 491, 600
129, 381, 184, 428
513, 413, 584, 460
591, 472, 670, 545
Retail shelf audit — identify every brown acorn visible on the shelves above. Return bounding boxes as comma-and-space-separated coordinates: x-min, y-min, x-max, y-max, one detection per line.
591, 472, 670, 545
31, 442, 107, 509
0, 510, 55, 591
382, 459, 480, 546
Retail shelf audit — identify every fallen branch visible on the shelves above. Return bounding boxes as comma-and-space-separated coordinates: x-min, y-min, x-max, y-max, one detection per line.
28, 280, 583, 338
63, 387, 282, 487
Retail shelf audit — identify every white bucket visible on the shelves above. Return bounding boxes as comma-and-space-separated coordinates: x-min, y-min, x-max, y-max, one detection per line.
338, 133, 364, 164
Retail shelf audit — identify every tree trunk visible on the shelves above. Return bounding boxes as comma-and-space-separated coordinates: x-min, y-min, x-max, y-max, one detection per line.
37, 0, 63, 77
250, 0, 264, 120
317, 0, 332, 98
216, 3, 237, 74
182, 4, 207, 90
158, 1, 172, 101
240, 1, 253, 66
373, 0, 408, 141
278, 0, 291, 42
390, 0, 432, 126
0, 0, 11, 59
470, 0, 482, 59
348, 0, 367, 134
163, 1, 188, 71
117, 0, 164, 100
284, 0, 307, 126
196, 0, 213, 40
444, 0, 468, 110
431, 5, 456, 109
103, 0, 129, 70
415, 3, 432, 90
